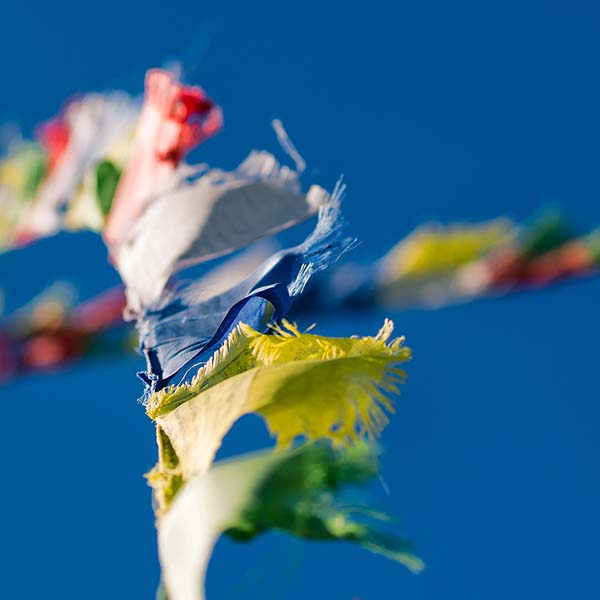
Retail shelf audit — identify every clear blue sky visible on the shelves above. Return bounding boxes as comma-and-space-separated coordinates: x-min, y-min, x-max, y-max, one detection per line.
2, 1, 599, 598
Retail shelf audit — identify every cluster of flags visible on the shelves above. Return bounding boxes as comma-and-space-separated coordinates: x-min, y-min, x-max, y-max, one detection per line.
2, 66, 599, 600
2, 69, 423, 599
303, 209, 600, 311
2, 209, 598, 383
0, 283, 129, 382
0, 91, 139, 249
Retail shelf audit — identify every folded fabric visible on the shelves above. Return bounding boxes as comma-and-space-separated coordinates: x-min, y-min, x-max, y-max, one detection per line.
137, 191, 351, 392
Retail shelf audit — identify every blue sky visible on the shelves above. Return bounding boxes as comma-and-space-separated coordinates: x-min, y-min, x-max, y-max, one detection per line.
2, 1, 599, 598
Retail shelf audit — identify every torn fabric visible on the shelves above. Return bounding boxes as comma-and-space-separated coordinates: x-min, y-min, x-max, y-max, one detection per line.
113, 150, 331, 314
137, 192, 351, 392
